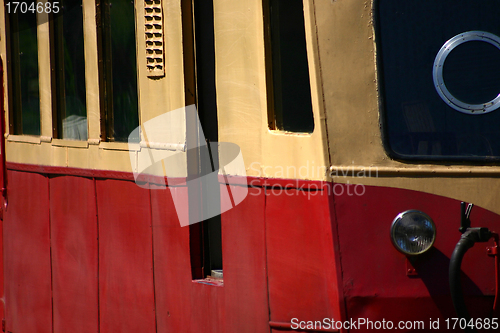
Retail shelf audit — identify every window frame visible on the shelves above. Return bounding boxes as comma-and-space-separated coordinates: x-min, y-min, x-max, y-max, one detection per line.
263, 0, 315, 134
96, 0, 140, 143
182, 0, 223, 281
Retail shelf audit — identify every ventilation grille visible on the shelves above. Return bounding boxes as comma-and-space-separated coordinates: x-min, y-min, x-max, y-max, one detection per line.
145, 0, 165, 77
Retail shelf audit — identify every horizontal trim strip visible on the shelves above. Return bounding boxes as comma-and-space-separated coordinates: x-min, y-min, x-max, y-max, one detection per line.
6, 162, 136, 181
330, 165, 500, 177
140, 141, 186, 151
5, 162, 327, 190
6, 134, 41, 144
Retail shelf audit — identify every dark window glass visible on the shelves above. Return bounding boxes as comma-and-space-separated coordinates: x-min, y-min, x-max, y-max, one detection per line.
377, 0, 500, 160
267, 0, 314, 133
194, 0, 222, 278
443, 41, 500, 106
98, 0, 139, 142
53, 0, 88, 140
185, 0, 223, 280
7, 10, 40, 135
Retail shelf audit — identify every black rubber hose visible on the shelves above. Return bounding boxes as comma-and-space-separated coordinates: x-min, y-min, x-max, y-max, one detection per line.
450, 231, 483, 333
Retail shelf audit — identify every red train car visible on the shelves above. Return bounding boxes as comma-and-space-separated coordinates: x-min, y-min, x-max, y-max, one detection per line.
1, 0, 500, 332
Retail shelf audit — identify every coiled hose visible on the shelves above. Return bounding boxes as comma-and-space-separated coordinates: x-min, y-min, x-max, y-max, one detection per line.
449, 227, 492, 333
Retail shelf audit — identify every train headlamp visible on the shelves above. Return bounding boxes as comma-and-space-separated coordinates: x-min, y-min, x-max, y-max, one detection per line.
391, 210, 436, 255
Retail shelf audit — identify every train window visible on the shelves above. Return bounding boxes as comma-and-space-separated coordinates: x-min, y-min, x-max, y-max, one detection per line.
97, 0, 139, 142
377, 0, 500, 161
183, 0, 223, 280
52, 0, 88, 140
266, 0, 314, 133
6, 10, 40, 135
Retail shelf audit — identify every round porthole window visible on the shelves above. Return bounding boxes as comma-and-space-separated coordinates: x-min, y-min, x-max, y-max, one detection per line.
433, 31, 500, 114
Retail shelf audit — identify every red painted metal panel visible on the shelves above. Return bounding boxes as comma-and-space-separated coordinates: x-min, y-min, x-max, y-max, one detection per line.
96, 179, 156, 333
334, 184, 499, 332
50, 176, 98, 332
0, 60, 4, 324
150, 185, 193, 333
4, 170, 52, 332
151, 183, 226, 332
266, 184, 342, 323
221, 185, 269, 333
188, 282, 225, 332
0, 216, 3, 324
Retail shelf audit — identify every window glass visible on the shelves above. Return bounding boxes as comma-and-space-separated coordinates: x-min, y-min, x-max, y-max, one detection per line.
377, 0, 500, 160
99, 0, 139, 142
187, 0, 223, 280
53, 0, 88, 140
268, 0, 314, 133
8, 10, 40, 135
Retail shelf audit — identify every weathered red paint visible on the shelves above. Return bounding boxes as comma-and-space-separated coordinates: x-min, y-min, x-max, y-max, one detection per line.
221, 185, 269, 333
3, 162, 499, 333
266, 182, 342, 324
4, 170, 52, 333
49, 176, 98, 333
0, 58, 5, 327
334, 184, 499, 332
96, 179, 156, 333
151, 183, 226, 333
0, 216, 3, 328
150, 184, 193, 333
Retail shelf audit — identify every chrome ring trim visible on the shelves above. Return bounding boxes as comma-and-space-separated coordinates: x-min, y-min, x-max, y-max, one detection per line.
433, 31, 500, 115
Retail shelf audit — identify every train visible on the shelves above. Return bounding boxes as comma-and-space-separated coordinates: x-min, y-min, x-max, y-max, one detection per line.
1, 0, 500, 332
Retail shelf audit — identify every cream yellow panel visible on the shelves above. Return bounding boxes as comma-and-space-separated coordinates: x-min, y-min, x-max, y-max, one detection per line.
37, 12, 53, 139
214, 0, 329, 181
6, 141, 65, 166
314, 0, 383, 168
1, 0, 9, 132
314, 0, 500, 213
137, 0, 186, 122
83, 0, 101, 141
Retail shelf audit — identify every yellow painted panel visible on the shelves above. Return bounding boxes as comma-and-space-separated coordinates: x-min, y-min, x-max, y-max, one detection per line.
37, 12, 52, 139
137, 0, 186, 123
93, 147, 134, 172
83, 0, 101, 141
1, 1, 9, 135
214, 0, 328, 181
314, 1, 500, 214
314, 0, 383, 167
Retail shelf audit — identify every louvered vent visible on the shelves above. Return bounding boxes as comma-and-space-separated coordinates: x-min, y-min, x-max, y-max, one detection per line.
145, 0, 165, 77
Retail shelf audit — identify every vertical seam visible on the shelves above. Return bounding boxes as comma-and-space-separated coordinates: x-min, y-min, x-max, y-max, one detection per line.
263, 185, 272, 332
47, 175, 54, 333
94, 178, 100, 333
149, 187, 158, 333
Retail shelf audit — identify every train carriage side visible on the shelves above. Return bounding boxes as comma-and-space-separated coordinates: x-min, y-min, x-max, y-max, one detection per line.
1, 0, 500, 332
318, 0, 500, 331
0, 0, 340, 332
